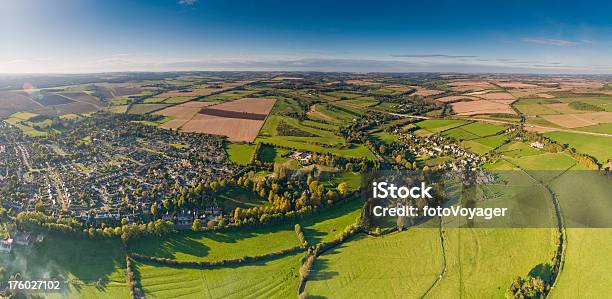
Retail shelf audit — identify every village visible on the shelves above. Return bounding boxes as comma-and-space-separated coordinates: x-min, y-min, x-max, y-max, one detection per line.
0, 113, 238, 231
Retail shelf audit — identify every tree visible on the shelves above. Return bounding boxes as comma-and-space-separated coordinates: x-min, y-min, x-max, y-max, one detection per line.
192, 219, 202, 231
234, 207, 242, 222
150, 204, 158, 218
337, 182, 349, 197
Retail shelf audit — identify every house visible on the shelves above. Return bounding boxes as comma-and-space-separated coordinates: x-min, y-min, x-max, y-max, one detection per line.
530, 141, 544, 149
0, 238, 13, 253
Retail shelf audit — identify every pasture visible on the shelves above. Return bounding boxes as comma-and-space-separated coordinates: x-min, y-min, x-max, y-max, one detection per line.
128, 225, 299, 262
305, 229, 444, 298
544, 131, 612, 162
428, 228, 557, 298
135, 252, 302, 299
300, 198, 363, 244
0, 235, 128, 299
226, 143, 256, 165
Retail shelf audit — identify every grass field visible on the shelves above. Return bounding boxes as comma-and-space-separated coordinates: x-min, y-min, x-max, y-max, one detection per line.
0, 236, 129, 299
459, 122, 507, 137
574, 123, 612, 134
257, 115, 374, 159
305, 228, 444, 298
549, 170, 612, 297
544, 131, 612, 162
226, 143, 256, 165
428, 228, 557, 298
441, 127, 480, 141
136, 252, 302, 298
300, 198, 363, 244
415, 119, 470, 133
128, 225, 299, 262
498, 141, 544, 157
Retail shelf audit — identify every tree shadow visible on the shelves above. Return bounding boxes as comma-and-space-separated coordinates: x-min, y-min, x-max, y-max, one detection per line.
528, 263, 553, 284
8, 234, 126, 294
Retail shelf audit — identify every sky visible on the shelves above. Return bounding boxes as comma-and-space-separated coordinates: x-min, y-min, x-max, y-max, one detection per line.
2, 0, 612, 74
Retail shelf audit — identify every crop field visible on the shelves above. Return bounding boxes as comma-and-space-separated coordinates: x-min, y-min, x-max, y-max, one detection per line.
154, 101, 216, 129
452, 100, 517, 116
540, 111, 612, 128
94, 83, 147, 98
0, 91, 43, 118
305, 229, 444, 298
128, 225, 299, 262
180, 98, 275, 142
59, 92, 104, 107
182, 114, 265, 142
29, 102, 98, 116
127, 103, 171, 115
0, 236, 128, 299
135, 252, 302, 298
226, 143, 256, 165
574, 122, 612, 134
30, 93, 74, 106
544, 131, 612, 162
435, 95, 481, 103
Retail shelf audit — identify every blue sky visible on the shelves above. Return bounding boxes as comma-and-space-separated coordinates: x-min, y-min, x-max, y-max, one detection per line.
2, 0, 612, 73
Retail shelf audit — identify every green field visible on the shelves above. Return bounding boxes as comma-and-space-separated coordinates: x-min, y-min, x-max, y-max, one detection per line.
257, 115, 374, 159
340, 96, 379, 107
305, 229, 444, 298
459, 122, 507, 137
498, 141, 544, 157
163, 96, 197, 104
415, 119, 470, 133
128, 226, 299, 262
0, 236, 129, 299
371, 130, 400, 145
205, 90, 255, 102
428, 228, 557, 298
574, 123, 612, 134
226, 143, 255, 165
308, 103, 360, 125
136, 252, 302, 298
548, 170, 612, 297
441, 127, 480, 141
300, 198, 363, 244
544, 131, 612, 162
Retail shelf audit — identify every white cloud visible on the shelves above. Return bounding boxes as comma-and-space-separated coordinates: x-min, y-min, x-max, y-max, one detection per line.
520, 38, 581, 46
178, 0, 197, 5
